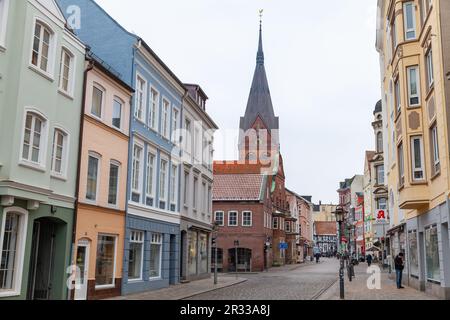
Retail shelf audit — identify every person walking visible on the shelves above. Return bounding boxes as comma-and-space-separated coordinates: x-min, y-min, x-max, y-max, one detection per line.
394, 252, 405, 289
366, 253, 373, 267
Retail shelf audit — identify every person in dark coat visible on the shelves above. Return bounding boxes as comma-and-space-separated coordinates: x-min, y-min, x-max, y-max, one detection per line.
394, 253, 405, 289
366, 254, 373, 267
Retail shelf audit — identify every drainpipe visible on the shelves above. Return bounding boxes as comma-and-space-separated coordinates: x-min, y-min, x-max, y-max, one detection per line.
68, 50, 94, 300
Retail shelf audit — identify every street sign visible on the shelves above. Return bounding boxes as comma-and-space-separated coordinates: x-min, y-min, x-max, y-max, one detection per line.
376, 209, 387, 221
341, 236, 348, 243
279, 242, 288, 250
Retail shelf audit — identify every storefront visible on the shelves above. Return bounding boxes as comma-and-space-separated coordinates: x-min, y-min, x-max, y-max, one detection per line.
406, 201, 450, 299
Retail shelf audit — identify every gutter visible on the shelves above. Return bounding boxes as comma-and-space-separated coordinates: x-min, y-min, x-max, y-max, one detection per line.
68, 51, 94, 300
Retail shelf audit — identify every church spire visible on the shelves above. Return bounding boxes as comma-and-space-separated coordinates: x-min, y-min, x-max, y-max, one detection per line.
257, 10, 264, 65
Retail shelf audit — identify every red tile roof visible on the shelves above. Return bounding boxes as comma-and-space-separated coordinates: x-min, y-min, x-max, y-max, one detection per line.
213, 161, 263, 174
315, 222, 337, 235
213, 174, 265, 201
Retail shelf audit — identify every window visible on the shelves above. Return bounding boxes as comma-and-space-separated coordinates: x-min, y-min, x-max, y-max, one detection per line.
145, 151, 155, 206
184, 119, 192, 154
273, 217, 279, 229
228, 211, 238, 226
242, 211, 252, 227
425, 225, 440, 282
194, 127, 200, 160
410, 136, 425, 181
149, 88, 159, 130
108, 162, 119, 206
31, 21, 53, 74
376, 165, 385, 185
22, 112, 46, 165
202, 182, 207, 213
0, 208, 27, 295
161, 99, 170, 139
193, 176, 198, 210
407, 66, 421, 106
159, 159, 168, 209
172, 108, 179, 143
426, 49, 434, 88
51, 129, 67, 176
215, 211, 224, 226
377, 198, 387, 210
395, 79, 401, 114
170, 164, 178, 211
58, 48, 74, 94
207, 186, 212, 214
86, 154, 100, 201
112, 98, 122, 130
91, 85, 103, 119
135, 75, 146, 122
408, 231, 419, 277
376, 132, 383, 153
199, 233, 208, 274
430, 123, 440, 174
0, 0, 9, 48
391, 19, 397, 52
95, 235, 116, 287
183, 171, 189, 206
421, 0, 433, 23
149, 233, 162, 279
404, 2, 416, 40
131, 144, 143, 202
398, 143, 405, 186
128, 231, 144, 281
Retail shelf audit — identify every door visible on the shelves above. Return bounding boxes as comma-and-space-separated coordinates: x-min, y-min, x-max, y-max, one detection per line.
74, 240, 90, 300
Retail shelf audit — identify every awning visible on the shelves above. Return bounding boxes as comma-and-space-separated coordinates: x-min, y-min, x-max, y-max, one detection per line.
387, 223, 406, 236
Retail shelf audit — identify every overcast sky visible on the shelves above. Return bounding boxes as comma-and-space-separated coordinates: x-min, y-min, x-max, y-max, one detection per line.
96, 0, 381, 204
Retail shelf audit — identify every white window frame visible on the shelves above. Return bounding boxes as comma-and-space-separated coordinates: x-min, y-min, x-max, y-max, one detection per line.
135, 74, 147, 123
131, 142, 144, 202
171, 108, 179, 144
91, 83, 105, 120
214, 211, 224, 226
242, 211, 253, 227
94, 234, 117, 289
431, 123, 440, 173
19, 109, 48, 170
112, 97, 124, 131
128, 230, 144, 281
159, 157, 169, 203
149, 233, 163, 280
50, 127, 69, 179
0, 0, 10, 50
193, 176, 198, 210
149, 86, 159, 131
426, 48, 434, 88
145, 149, 156, 206
410, 135, 426, 181
58, 47, 76, 97
183, 171, 189, 207
228, 211, 238, 227
107, 160, 121, 207
398, 143, 405, 186
0, 207, 28, 298
395, 79, 401, 114
376, 165, 385, 185
170, 163, 178, 210
161, 98, 170, 139
403, 2, 417, 40
407, 66, 421, 107
29, 18, 57, 79
184, 118, 192, 155
85, 151, 101, 203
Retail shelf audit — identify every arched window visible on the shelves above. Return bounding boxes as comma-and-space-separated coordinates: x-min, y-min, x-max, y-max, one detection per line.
31, 20, 55, 74
51, 128, 68, 176
21, 110, 47, 166
59, 48, 75, 95
376, 132, 383, 153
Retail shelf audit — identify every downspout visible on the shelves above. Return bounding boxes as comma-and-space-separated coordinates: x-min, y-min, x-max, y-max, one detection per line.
68, 51, 94, 300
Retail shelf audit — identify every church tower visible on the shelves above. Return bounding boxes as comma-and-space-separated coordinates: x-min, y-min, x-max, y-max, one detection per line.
238, 17, 280, 163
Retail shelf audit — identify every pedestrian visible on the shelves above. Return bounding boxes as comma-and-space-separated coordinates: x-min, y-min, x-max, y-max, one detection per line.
366, 253, 373, 267
394, 252, 405, 289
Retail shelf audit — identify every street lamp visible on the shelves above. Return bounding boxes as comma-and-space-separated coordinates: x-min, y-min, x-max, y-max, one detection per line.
333, 205, 346, 300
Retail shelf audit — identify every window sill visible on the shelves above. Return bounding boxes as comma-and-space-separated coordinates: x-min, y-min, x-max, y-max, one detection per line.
51, 173, 68, 181
0, 290, 20, 298
0, 45, 5, 53
149, 277, 162, 281
407, 104, 422, 110
128, 278, 142, 283
410, 180, 427, 186
19, 160, 46, 173
58, 89, 74, 100
28, 64, 54, 82
430, 170, 441, 181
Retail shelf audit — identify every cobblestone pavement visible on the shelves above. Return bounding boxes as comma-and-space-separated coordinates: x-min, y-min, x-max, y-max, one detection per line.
185, 258, 339, 300
318, 262, 439, 300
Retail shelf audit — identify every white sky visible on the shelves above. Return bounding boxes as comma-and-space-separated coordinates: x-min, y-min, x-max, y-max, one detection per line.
96, 0, 381, 204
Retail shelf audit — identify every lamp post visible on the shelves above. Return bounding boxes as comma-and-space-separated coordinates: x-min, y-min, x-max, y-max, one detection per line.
333, 206, 346, 300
